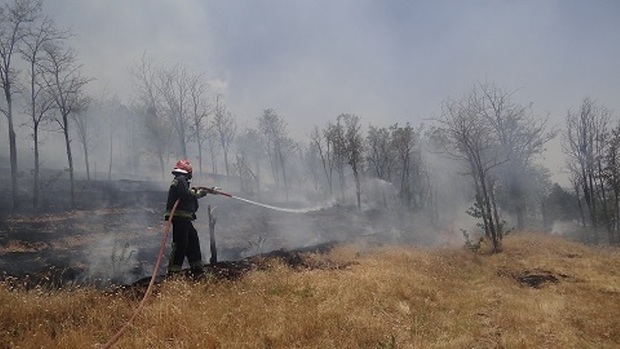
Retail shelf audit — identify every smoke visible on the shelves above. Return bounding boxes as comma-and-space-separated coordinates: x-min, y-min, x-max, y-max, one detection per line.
82, 236, 141, 286
550, 220, 580, 236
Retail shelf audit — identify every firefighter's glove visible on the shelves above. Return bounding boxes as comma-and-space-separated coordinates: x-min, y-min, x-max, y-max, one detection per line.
191, 187, 208, 198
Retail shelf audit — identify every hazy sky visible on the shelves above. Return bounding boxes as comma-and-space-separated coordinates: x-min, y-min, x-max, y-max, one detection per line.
42, 0, 620, 181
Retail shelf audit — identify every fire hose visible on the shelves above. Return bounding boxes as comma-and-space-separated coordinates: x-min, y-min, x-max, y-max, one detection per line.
100, 198, 179, 349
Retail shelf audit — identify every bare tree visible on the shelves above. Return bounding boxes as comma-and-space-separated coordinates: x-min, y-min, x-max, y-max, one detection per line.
235, 127, 263, 195
20, 14, 66, 207
304, 140, 322, 192
206, 125, 220, 174
563, 97, 610, 243
437, 87, 506, 253
390, 123, 416, 207
310, 126, 334, 194
39, 43, 90, 208
340, 114, 364, 209
366, 124, 394, 182
437, 83, 554, 251
324, 118, 347, 199
0, 0, 41, 208
478, 83, 554, 229
143, 105, 171, 179
72, 98, 93, 180
259, 109, 289, 189
604, 122, 620, 244
130, 55, 171, 178
213, 95, 236, 176
188, 73, 211, 178
157, 65, 191, 158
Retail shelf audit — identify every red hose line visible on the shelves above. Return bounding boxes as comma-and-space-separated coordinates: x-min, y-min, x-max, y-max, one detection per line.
101, 199, 179, 349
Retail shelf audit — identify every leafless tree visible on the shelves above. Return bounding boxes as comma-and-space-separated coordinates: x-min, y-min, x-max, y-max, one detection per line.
71, 98, 93, 180
0, 0, 41, 208
437, 87, 506, 253
390, 123, 416, 207
19, 14, 66, 207
213, 95, 236, 176
436, 83, 554, 252
143, 105, 171, 179
477, 83, 554, 229
235, 127, 263, 195
310, 126, 334, 194
206, 125, 220, 174
188, 73, 211, 178
324, 118, 347, 199
563, 97, 611, 243
39, 42, 90, 208
366, 124, 394, 182
157, 65, 191, 158
604, 122, 620, 244
130, 55, 171, 178
259, 109, 290, 193
341, 114, 364, 209
303, 141, 322, 192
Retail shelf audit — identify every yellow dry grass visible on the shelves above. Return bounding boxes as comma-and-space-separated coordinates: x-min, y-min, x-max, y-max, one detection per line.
1, 232, 619, 349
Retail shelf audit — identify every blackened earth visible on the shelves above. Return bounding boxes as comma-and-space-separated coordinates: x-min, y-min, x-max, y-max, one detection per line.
0, 179, 423, 290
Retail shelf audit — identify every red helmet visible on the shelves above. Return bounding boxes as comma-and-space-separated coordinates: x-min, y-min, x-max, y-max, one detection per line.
172, 159, 193, 175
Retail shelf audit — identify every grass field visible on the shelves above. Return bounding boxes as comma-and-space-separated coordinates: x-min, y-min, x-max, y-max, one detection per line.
1, 232, 619, 348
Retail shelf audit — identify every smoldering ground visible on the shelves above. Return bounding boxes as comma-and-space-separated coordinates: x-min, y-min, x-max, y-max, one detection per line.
0, 171, 482, 288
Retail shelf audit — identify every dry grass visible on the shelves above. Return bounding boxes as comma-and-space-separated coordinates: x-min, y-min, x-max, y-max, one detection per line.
1, 233, 619, 348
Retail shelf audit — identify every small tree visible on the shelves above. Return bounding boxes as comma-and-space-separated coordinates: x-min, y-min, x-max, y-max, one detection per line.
20, 14, 66, 207
0, 0, 41, 208
324, 118, 347, 199
437, 86, 506, 253
390, 123, 416, 207
310, 126, 334, 195
341, 114, 364, 209
259, 108, 291, 197
188, 73, 211, 178
366, 124, 394, 182
40, 42, 90, 208
72, 99, 93, 180
130, 55, 171, 178
235, 127, 263, 195
563, 97, 611, 243
213, 95, 236, 176
157, 65, 191, 158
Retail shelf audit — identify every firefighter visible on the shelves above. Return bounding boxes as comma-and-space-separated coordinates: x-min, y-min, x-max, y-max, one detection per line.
165, 159, 209, 276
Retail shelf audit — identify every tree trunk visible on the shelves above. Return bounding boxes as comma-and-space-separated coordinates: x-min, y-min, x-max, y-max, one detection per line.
83, 139, 90, 181
353, 168, 361, 210
62, 113, 75, 208
33, 125, 40, 208
6, 97, 19, 209
108, 131, 113, 181
208, 205, 217, 265
158, 151, 165, 180
223, 149, 229, 176
198, 142, 203, 178
278, 148, 289, 201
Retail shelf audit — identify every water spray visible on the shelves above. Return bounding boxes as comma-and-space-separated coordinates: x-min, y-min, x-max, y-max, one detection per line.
197, 187, 330, 213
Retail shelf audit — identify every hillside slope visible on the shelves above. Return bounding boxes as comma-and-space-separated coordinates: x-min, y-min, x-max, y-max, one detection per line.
1, 233, 619, 348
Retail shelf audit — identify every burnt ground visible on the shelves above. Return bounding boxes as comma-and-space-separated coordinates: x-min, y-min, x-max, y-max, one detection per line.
0, 179, 424, 290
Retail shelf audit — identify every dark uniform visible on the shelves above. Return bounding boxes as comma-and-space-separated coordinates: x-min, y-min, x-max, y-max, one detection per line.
165, 173, 207, 274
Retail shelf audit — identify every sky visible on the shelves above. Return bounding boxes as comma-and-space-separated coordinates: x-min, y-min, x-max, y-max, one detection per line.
41, 0, 620, 183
